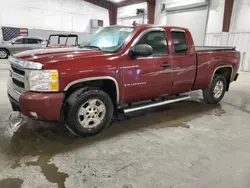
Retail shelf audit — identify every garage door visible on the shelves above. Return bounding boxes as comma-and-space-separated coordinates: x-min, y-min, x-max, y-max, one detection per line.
166, 6, 208, 45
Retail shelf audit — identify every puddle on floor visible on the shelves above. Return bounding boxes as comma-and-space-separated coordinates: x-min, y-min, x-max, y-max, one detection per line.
211, 108, 226, 117
0, 178, 23, 188
26, 156, 69, 188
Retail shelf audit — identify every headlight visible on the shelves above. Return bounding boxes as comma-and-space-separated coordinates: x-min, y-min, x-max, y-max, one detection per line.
26, 70, 59, 92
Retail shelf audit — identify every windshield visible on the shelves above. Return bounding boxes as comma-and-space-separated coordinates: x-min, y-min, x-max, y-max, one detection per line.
80, 27, 135, 53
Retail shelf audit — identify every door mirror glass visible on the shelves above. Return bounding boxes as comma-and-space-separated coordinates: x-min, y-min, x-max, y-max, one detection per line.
129, 44, 153, 58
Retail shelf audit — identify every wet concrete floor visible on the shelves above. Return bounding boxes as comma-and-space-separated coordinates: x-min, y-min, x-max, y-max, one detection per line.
0, 62, 250, 187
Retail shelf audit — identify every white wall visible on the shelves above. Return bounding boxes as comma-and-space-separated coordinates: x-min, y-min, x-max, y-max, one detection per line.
206, 0, 224, 34
155, 0, 208, 45
229, 0, 250, 71
205, 0, 250, 71
204, 0, 224, 46
0, 0, 109, 34
230, 0, 250, 32
117, 2, 148, 25
155, 0, 208, 25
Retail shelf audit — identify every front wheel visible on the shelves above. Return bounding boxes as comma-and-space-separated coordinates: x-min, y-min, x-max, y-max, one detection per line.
64, 88, 114, 136
202, 74, 227, 104
0, 49, 9, 59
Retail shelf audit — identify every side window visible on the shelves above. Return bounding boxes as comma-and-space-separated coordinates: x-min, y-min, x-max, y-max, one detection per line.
37, 39, 43, 43
171, 31, 188, 55
14, 39, 23, 44
25, 39, 39, 44
136, 31, 168, 56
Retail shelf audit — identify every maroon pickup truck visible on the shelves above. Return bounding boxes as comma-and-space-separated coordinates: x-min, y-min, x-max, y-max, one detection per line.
7, 24, 240, 136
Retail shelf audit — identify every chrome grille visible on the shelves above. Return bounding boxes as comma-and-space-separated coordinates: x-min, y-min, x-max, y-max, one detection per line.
8, 56, 43, 102
12, 66, 25, 76
10, 66, 25, 93
9, 57, 26, 93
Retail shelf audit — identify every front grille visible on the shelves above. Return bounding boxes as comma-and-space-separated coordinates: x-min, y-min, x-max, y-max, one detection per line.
12, 78, 25, 88
9, 63, 25, 92
11, 66, 25, 76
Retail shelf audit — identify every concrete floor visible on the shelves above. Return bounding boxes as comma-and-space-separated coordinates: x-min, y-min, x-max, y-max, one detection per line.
0, 59, 250, 188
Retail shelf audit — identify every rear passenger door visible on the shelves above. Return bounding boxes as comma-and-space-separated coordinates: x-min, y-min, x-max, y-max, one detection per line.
24, 38, 41, 50
10, 38, 26, 54
170, 30, 196, 94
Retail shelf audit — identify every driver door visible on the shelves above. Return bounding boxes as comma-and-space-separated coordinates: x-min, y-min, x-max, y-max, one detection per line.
122, 29, 173, 103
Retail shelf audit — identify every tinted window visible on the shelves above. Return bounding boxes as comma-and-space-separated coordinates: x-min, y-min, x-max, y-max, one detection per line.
137, 31, 168, 56
25, 38, 39, 44
171, 31, 188, 55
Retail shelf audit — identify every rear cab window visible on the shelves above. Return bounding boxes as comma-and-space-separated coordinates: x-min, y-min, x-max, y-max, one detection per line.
171, 31, 188, 55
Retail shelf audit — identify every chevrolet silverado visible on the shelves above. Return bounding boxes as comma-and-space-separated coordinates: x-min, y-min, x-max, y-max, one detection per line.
7, 24, 240, 136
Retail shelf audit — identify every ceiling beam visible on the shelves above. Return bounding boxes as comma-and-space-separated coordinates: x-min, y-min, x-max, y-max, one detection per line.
116, 0, 146, 7
84, 0, 115, 9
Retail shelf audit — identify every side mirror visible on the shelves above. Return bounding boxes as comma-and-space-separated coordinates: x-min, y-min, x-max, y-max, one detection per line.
129, 44, 153, 58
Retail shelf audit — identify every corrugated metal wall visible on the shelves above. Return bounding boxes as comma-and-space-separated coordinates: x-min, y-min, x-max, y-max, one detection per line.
228, 32, 250, 71
205, 33, 222, 46
205, 32, 250, 72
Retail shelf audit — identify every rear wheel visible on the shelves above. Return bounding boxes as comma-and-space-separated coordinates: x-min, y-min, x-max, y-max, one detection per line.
202, 74, 227, 104
0, 49, 9, 59
64, 88, 114, 136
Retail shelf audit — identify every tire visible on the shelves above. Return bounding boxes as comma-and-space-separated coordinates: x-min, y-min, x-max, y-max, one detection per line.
64, 87, 114, 136
0, 49, 9, 59
202, 74, 227, 104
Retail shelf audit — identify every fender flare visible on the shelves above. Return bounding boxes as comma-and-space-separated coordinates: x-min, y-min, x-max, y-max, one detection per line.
210, 65, 233, 85
64, 76, 120, 103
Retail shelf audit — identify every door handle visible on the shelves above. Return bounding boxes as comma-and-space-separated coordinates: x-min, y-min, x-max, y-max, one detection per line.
161, 62, 171, 68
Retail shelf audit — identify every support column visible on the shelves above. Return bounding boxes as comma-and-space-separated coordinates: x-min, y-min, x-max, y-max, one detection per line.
221, 0, 234, 47
147, 0, 156, 24
222, 0, 234, 32
109, 5, 117, 25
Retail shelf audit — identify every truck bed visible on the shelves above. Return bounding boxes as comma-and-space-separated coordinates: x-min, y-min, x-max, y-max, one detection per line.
192, 48, 240, 91
195, 46, 236, 51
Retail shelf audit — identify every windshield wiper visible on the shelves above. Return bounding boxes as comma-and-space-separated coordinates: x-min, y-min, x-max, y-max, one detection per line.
83, 45, 102, 51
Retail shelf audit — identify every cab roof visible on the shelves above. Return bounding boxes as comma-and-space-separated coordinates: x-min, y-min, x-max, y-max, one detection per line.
110, 24, 189, 32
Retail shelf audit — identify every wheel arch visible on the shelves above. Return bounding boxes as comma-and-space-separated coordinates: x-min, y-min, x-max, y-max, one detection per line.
64, 76, 120, 104
210, 65, 233, 91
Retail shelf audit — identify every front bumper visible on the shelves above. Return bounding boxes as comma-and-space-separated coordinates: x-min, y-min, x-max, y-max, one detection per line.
8, 79, 64, 121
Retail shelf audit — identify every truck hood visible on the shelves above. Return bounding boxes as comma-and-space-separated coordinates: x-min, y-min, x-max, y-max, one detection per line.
14, 47, 105, 64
